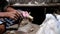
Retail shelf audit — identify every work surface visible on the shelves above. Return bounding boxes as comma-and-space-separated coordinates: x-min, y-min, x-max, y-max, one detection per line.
5, 23, 40, 34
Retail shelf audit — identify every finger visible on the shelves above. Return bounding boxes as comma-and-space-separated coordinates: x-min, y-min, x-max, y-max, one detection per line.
17, 12, 20, 17
10, 16, 15, 20
15, 11, 20, 17
10, 15, 17, 20
13, 15, 18, 20
12, 11, 20, 18
14, 16, 18, 20
12, 17, 17, 20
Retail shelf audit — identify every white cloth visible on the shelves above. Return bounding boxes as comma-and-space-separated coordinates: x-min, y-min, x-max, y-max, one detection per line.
36, 14, 60, 34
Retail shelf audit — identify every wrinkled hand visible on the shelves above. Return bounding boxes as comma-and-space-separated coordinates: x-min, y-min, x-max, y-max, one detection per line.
6, 7, 33, 20
6, 11, 20, 20
5, 7, 20, 20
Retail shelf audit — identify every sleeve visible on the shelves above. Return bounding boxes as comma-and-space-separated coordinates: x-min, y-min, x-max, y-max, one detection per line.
0, 21, 3, 24
0, 19, 4, 24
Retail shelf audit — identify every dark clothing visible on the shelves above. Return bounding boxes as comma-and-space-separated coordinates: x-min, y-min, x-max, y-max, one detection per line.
0, 0, 8, 12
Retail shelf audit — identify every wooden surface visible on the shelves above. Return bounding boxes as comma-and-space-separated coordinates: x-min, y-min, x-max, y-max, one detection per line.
5, 23, 40, 34
12, 3, 60, 7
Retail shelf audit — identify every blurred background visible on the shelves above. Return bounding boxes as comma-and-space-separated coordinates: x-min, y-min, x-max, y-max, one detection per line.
5, 0, 60, 34
6, 0, 60, 5
6, 0, 60, 25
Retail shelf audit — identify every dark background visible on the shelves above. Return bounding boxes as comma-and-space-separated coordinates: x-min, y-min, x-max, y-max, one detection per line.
11, 6, 59, 25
